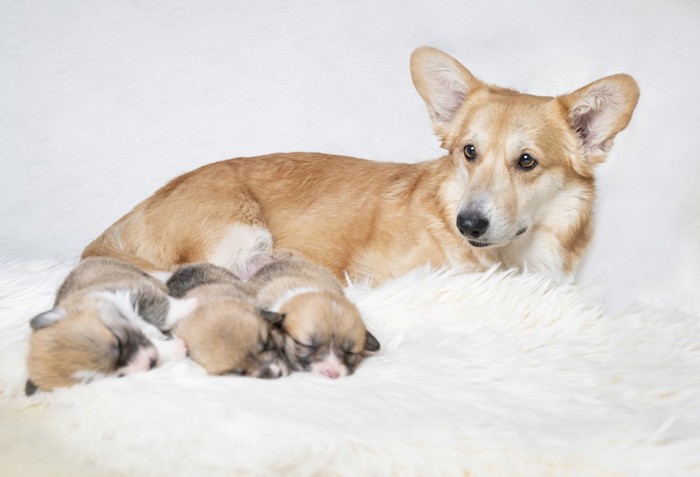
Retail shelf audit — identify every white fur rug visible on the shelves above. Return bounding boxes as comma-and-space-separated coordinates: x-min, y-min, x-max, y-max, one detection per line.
1, 260, 698, 477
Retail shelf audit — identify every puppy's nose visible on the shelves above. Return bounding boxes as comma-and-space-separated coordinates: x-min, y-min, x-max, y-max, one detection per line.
456, 212, 489, 238
148, 358, 157, 370
267, 363, 287, 379
320, 369, 340, 379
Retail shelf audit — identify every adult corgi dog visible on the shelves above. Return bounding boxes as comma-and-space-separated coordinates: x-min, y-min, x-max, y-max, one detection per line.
82, 46, 639, 284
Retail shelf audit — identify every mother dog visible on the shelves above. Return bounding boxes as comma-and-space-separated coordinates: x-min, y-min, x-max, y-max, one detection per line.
83, 47, 639, 284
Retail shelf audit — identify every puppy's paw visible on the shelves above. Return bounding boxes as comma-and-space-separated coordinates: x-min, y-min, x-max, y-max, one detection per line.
164, 296, 198, 329
155, 337, 188, 364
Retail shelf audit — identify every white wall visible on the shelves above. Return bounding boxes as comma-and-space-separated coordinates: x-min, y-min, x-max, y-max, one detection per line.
2, 0, 699, 312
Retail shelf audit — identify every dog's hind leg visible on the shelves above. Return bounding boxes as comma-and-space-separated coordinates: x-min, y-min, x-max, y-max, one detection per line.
202, 189, 276, 279
207, 223, 274, 280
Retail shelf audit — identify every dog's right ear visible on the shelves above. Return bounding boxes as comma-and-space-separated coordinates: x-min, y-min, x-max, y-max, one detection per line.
29, 308, 68, 330
410, 46, 483, 138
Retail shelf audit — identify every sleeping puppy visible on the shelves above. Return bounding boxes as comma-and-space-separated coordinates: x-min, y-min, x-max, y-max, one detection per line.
166, 263, 289, 378
26, 257, 196, 394
249, 257, 380, 378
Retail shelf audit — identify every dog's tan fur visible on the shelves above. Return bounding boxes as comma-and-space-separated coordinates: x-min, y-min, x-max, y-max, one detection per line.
82, 47, 639, 283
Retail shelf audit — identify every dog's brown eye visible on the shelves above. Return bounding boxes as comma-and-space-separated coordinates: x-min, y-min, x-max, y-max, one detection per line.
517, 154, 538, 170
463, 144, 477, 160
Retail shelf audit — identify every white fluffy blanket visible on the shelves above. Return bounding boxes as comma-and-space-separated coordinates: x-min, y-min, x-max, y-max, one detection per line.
1, 260, 698, 477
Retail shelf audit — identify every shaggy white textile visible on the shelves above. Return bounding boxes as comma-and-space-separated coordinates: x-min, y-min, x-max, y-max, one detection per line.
1, 259, 699, 477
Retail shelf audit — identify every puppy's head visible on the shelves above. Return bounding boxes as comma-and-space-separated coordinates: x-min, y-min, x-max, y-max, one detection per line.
174, 299, 289, 379
26, 293, 158, 394
411, 46, 639, 255
270, 291, 379, 378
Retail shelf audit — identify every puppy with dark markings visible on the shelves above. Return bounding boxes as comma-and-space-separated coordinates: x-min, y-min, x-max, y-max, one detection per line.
166, 263, 290, 378
26, 257, 196, 394
249, 257, 380, 378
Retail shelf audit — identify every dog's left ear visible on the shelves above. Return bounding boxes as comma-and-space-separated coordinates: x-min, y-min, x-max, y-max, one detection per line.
25, 379, 38, 396
363, 331, 380, 353
559, 74, 640, 176
259, 310, 285, 326
410, 46, 484, 140
30, 308, 68, 330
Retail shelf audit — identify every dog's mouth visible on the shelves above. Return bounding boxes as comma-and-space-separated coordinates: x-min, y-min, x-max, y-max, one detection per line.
467, 227, 527, 249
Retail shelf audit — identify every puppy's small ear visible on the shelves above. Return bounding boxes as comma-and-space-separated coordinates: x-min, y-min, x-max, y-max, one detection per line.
259, 310, 285, 326
559, 74, 640, 176
363, 331, 380, 353
30, 308, 68, 330
25, 379, 38, 396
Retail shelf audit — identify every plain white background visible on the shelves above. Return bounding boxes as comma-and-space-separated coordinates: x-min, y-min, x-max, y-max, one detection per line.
2, 0, 699, 312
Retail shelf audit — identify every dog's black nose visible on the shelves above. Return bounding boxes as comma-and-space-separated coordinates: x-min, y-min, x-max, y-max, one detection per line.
456, 212, 489, 238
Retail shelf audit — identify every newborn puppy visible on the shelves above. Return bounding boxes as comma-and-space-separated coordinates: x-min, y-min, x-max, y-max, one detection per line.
249, 257, 380, 379
26, 258, 196, 394
167, 263, 289, 379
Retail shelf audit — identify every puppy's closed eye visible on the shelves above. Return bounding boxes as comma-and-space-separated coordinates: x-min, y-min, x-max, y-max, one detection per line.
291, 335, 318, 350
342, 348, 360, 357
225, 368, 245, 376
112, 335, 124, 362
257, 336, 275, 353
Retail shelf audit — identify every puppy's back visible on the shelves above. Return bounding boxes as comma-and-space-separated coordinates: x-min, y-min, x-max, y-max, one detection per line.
56, 257, 165, 305
249, 258, 344, 308
167, 263, 243, 298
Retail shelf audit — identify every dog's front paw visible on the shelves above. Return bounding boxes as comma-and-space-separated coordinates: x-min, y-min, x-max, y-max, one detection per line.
154, 337, 188, 364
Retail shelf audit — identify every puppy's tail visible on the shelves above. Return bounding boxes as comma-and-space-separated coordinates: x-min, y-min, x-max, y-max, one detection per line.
82, 230, 163, 272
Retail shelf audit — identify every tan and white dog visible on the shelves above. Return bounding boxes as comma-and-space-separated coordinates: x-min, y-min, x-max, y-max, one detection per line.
82, 47, 639, 284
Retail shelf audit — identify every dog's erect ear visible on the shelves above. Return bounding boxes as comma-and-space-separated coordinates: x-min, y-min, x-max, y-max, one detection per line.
410, 46, 483, 136
25, 379, 38, 396
30, 308, 68, 330
363, 331, 380, 353
259, 310, 285, 326
559, 74, 640, 176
